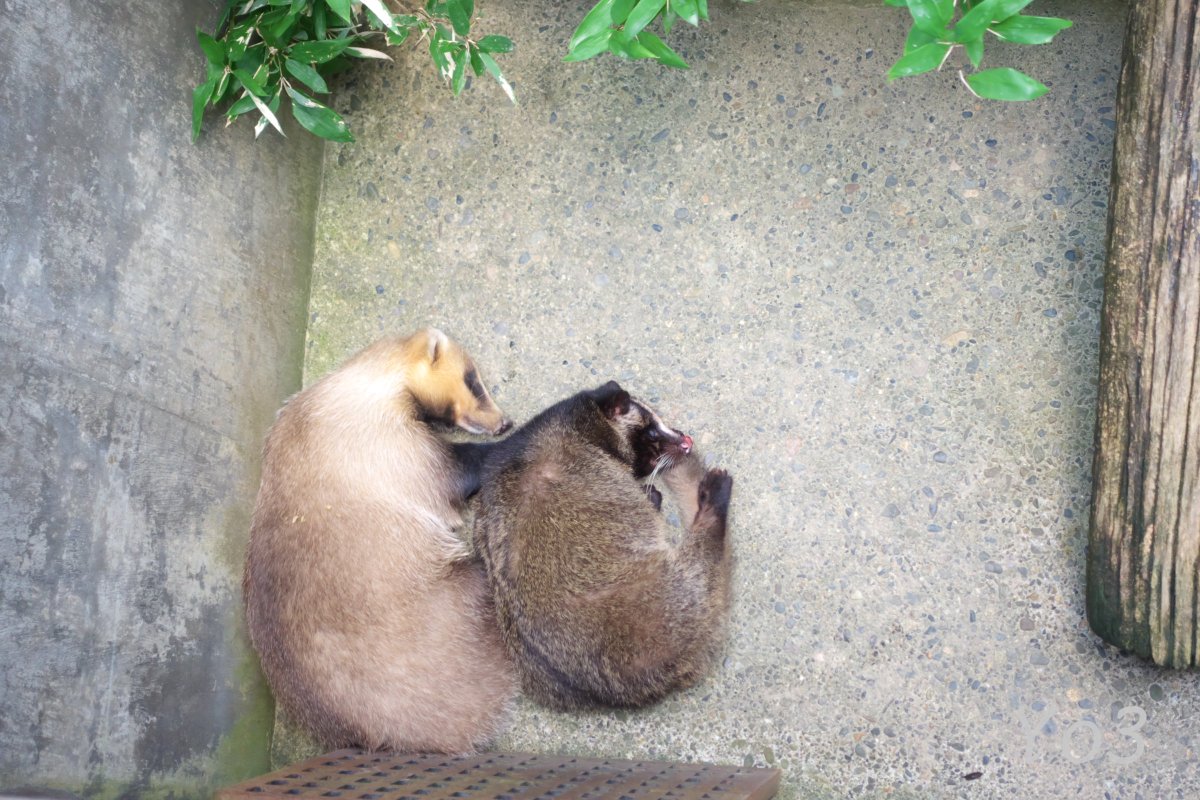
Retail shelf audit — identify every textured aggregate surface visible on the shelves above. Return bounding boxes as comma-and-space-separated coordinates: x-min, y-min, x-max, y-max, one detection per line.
303, 1, 1200, 797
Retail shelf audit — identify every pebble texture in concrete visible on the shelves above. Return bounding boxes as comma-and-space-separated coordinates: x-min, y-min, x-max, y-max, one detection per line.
0, 0, 322, 795
304, 1, 1198, 797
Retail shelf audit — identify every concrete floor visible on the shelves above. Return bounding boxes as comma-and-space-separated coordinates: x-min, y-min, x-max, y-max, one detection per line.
302, 1, 1199, 797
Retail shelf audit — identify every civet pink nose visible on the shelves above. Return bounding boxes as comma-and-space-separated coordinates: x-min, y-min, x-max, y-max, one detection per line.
680, 433, 693, 453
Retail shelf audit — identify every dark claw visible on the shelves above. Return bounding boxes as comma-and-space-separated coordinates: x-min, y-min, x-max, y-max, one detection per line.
646, 484, 663, 511
698, 469, 733, 516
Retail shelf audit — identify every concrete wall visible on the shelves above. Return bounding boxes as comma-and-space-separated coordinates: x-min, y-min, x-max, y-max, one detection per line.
0, 1, 322, 796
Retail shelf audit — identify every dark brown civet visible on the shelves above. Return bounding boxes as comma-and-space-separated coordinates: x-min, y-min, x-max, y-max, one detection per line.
469, 380, 734, 710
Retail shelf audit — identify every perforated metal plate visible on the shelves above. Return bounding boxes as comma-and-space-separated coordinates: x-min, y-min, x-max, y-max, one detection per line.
217, 749, 782, 800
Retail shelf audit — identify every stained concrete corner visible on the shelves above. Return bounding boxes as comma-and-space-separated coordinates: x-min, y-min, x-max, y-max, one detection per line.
0, 0, 322, 795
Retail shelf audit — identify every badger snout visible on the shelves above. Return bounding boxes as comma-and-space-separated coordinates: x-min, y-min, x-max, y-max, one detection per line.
459, 412, 512, 437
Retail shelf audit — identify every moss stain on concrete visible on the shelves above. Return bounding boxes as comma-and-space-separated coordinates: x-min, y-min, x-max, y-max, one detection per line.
210, 625, 276, 785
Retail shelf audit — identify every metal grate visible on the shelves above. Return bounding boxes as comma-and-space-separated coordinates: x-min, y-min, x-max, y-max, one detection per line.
216, 749, 782, 800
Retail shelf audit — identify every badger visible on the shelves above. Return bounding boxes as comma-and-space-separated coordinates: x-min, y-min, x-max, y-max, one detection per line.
244, 328, 517, 752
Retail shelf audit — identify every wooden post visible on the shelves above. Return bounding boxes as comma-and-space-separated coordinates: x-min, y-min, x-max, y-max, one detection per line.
1087, 0, 1200, 668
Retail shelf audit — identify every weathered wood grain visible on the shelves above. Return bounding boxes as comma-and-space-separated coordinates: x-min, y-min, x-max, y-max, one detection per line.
1087, 0, 1200, 668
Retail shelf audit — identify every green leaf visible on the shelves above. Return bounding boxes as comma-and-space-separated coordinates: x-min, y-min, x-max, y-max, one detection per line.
192, 75, 216, 140
990, 0, 1036, 23
674, 0, 700, 27
428, 26, 452, 76
231, 47, 265, 79
322, 55, 356, 78
952, 0, 1000, 42
197, 30, 225, 65
886, 41, 951, 79
623, 0, 665, 39
286, 85, 354, 141
446, 0, 472, 37
477, 35, 513, 53
346, 46, 393, 60
662, 5, 677, 35
249, 89, 285, 137
903, 25, 937, 55
990, 15, 1072, 45
289, 38, 354, 63
469, 44, 486, 75
564, 30, 612, 62
964, 38, 983, 68
570, 0, 615, 48
225, 20, 254, 61
906, 0, 954, 36
429, 36, 466, 83
325, 0, 354, 24
258, 6, 292, 29
637, 30, 689, 68
883, 0, 907, 6
253, 91, 283, 139
386, 26, 412, 46
234, 44, 266, 75
359, 0, 396, 30
609, 33, 655, 60
612, 0, 638, 24
226, 93, 257, 120
234, 68, 269, 96
285, 58, 329, 93
314, 2, 327, 39
267, 10, 302, 44
451, 49, 467, 94
697, 0, 708, 22
965, 67, 1048, 100
211, 69, 233, 104
476, 51, 515, 103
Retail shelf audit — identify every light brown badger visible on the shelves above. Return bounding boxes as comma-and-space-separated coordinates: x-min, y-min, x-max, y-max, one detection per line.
469, 380, 734, 710
244, 328, 517, 752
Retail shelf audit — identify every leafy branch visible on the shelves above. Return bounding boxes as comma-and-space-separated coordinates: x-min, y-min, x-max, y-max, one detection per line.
194, 0, 1075, 145
884, 0, 1072, 100
563, 0, 752, 69
193, 0, 514, 143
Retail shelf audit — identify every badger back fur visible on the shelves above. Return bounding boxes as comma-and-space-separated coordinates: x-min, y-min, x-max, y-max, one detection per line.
244, 328, 517, 752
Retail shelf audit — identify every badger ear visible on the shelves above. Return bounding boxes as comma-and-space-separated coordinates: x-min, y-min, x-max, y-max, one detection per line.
425, 328, 449, 365
591, 380, 631, 419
